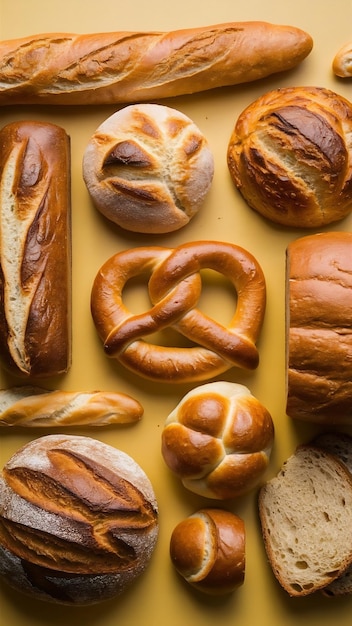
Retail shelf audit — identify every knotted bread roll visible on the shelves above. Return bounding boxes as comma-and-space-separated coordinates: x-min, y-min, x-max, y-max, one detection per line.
161, 381, 274, 499
227, 86, 352, 228
0, 435, 158, 604
83, 104, 214, 233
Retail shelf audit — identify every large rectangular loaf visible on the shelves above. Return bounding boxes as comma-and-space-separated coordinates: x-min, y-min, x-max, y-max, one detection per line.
286, 232, 352, 423
0, 121, 71, 378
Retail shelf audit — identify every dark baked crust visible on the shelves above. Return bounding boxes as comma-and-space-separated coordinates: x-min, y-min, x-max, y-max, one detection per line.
0, 435, 158, 604
0, 121, 71, 377
227, 86, 352, 228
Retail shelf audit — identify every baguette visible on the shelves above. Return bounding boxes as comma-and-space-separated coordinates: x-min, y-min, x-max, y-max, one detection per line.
332, 41, 352, 77
0, 121, 71, 377
0, 22, 313, 105
0, 386, 143, 427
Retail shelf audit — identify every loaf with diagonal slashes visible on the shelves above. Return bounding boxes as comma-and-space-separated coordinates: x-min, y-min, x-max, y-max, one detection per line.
0, 435, 158, 604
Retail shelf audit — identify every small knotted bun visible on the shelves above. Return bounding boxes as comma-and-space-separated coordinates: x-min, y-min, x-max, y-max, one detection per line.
227, 86, 352, 228
161, 381, 274, 499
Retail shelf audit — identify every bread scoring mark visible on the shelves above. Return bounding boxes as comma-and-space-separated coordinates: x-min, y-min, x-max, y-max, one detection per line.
0, 139, 49, 372
0, 37, 72, 88
100, 110, 211, 216
1, 447, 158, 574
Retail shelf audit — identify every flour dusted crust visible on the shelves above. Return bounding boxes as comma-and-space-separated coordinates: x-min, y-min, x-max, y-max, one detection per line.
83, 104, 214, 233
0, 435, 158, 604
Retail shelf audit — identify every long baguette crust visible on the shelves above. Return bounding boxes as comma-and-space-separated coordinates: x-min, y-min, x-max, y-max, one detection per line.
0, 22, 313, 105
0, 121, 71, 377
0, 386, 143, 427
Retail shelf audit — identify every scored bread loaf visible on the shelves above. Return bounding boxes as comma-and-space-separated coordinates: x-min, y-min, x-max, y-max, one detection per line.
313, 432, 352, 597
227, 86, 352, 228
258, 445, 352, 597
286, 232, 352, 423
0, 22, 313, 105
82, 104, 214, 234
0, 434, 159, 604
0, 121, 71, 378
0, 385, 143, 427
332, 41, 352, 77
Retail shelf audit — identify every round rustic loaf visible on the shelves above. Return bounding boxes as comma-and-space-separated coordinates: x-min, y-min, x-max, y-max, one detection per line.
170, 508, 245, 595
0, 434, 159, 604
227, 86, 352, 228
161, 381, 274, 499
82, 103, 214, 233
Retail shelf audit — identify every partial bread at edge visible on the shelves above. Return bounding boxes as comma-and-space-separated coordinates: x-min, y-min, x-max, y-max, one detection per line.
258, 445, 352, 597
313, 432, 352, 596
333, 41, 352, 77
286, 232, 352, 423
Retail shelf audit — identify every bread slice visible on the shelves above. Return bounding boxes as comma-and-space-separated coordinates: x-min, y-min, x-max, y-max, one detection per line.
313, 432, 352, 596
258, 445, 352, 596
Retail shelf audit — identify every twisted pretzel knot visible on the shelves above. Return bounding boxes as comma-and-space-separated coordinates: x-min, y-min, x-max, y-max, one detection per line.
91, 241, 266, 383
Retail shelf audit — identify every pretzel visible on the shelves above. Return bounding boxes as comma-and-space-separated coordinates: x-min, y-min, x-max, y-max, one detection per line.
90, 241, 266, 383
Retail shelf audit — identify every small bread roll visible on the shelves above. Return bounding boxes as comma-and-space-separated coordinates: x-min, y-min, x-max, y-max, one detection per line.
161, 381, 274, 499
170, 508, 245, 595
332, 41, 352, 77
0, 435, 158, 605
227, 86, 352, 228
82, 104, 214, 234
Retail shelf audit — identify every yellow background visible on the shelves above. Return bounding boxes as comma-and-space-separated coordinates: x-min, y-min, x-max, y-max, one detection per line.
0, 1, 352, 624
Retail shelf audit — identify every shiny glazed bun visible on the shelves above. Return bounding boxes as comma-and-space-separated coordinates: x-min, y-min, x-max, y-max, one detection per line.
82, 103, 214, 234
0, 435, 158, 605
227, 86, 352, 228
161, 381, 274, 499
170, 508, 245, 595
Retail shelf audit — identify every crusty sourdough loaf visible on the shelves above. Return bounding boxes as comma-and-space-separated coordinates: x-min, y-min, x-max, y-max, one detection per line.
227, 86, 352, 227
0, 121, 71, 377
161, 381, 274, 499
258, 445, 352, 597
0, 23, 313, 105
313, 432, 352, 596
170, 508, 245, 595
332, 41, 352, 77
0, 435, 158, 604
0, 385, 143, 427
286, 232, 352, 423
82, 104, 214, 234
